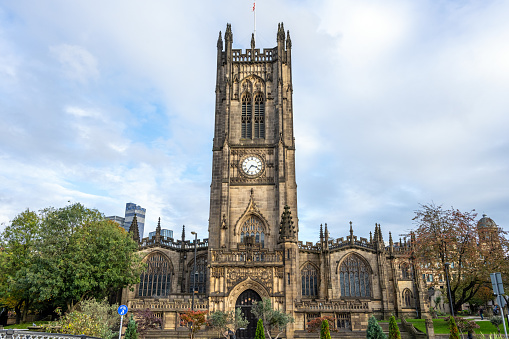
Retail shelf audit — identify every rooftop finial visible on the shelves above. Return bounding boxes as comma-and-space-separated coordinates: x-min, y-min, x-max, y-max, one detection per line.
217, 31, 223, 49
225, 23, 233, 42
181, 224, 185, 241
251, 33, 255, 50
286, 30, 292, 49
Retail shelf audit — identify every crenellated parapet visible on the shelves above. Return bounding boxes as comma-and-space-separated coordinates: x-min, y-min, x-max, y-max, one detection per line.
139, 236, 209, 251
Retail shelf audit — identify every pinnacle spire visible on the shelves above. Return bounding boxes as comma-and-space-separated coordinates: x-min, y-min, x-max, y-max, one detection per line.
128, 213, 140, 243
217, 31, 223, 49
278, 205, 297, 243
286, 30, 292, 49
181, 224, 185, 242
251, 33, 255, 50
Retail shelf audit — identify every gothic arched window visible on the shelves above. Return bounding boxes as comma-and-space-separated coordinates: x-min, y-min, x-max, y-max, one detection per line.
403, 289, 413, 307
401, 263, 410, 279
301, 263, 318, 297
189, 255, 207, 294
138, 252, 172, 297
240, 216, 265, 247
242, 93, 252, 139
254, 93, 265, 138
339, 254, 371, 298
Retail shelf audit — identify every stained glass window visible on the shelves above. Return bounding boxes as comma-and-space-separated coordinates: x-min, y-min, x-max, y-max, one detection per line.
403, 289, 413, 307
339, 254, 371, 297
240, 216, 265, 247
301, 263, 318, 297
138, 252, 172, 297
189, 255, 207, 294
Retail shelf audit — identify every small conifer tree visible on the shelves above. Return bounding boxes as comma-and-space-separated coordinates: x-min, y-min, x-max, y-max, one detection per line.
367, 316, 386, 339
449, 316, 460, 339
388, 316, 401, 339
255, 319, 266, 339
124, 315, 138, 339
320, 319, 332, 339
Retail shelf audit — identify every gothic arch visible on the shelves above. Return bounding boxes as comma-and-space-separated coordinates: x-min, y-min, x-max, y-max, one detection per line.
337, 252, 373, 298
335, 251, 373, 274
240, 74, 265, 92
233, 193, 271, 236
402, 288, 414, 307
138, 251, 174, 297
141, 250, 175, 273
187, 254, 207, 294
300, 262, 319, 297
227, 278, 270, 309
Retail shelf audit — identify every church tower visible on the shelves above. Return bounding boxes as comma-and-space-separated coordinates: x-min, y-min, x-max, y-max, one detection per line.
208, 23, 298, 251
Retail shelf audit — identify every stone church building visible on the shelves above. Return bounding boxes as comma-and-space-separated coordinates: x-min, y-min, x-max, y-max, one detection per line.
122, 23, 430, 338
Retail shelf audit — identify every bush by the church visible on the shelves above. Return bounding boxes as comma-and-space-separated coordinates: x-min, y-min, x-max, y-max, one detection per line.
255, 319, 265, 339
367, 316, 386, 339
320, 319, 332, 339
388, 315, 401, 339
449, 316, 460, 339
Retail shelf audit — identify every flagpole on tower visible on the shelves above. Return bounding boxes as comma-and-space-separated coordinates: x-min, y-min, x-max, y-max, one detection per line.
253, 1, 256, 43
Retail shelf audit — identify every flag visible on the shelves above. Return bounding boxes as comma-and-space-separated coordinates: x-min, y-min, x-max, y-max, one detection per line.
252, 2, 255, 11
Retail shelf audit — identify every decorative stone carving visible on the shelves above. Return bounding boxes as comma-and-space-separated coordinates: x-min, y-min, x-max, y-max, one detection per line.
227, 267, 273, 294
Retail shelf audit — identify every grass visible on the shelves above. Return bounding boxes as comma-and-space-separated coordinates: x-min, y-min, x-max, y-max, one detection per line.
4, 321, 49, 329
405, 318, 509, 335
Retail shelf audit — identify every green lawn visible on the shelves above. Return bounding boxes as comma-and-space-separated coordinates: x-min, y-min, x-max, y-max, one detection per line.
406, 318, 509, 335
4, 321, 49, 329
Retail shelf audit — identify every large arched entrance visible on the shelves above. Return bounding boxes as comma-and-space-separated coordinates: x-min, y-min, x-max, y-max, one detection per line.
236, 289, 262, 339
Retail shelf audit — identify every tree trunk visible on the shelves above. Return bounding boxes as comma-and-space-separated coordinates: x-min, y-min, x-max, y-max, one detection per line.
14, 302, 22, 324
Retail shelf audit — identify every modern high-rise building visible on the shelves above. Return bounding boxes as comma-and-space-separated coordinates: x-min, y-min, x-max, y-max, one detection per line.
123, 203, 145, 241
149, 228, 173, 239
106, 215, 125, 226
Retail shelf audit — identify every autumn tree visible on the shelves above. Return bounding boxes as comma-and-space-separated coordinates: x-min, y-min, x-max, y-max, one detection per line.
410, 203, 509, 313
306, 316, 337, 333
180, 310, 208, 339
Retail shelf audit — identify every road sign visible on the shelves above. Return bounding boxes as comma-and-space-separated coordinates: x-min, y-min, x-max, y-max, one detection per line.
118, 305, 128, 316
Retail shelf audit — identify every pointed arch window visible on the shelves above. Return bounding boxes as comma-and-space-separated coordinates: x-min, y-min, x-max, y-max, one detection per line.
403, 289, 413, 307
301, 263, 318, 297
339, 254, 371, 297
242, 93, 252, 139
189, 256, 207, 294
138, 252, 172, 297
254, 93, 265, 138
240, 216, 265, 247
401, 263, 411, 279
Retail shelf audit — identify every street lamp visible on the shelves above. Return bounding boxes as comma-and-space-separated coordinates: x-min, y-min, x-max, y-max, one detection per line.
444, 262, 454, 316
191, 231, 198, 311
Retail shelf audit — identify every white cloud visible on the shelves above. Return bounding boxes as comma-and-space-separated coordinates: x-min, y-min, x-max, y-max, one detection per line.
50, 44, 99, 84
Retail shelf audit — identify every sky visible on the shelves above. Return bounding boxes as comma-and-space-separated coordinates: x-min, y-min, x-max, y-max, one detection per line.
1, 0, 508, 244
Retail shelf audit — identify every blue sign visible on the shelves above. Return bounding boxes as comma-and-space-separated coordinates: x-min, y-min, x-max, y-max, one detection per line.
118, 305, 128, 316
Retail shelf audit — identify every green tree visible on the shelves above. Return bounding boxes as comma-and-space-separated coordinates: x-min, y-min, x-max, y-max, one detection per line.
209, 308, 248, 338
449, 316, 460, 339
124, 315, 139, 339
388, 316, 401, 339
0, 203, 144, 318
320, 319, 332, 339
0, 209, 42, 323
366, 316, 386, 339
252, 298, 294, 339
255, 319, 265, 339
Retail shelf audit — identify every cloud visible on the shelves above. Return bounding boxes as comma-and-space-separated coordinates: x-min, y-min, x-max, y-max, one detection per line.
50, 44, 99, 84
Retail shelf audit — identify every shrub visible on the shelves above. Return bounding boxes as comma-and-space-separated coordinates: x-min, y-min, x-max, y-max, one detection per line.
367, 316, 386, 339
489, 316, 503, 334
449, 316, 460, 339
320, 319, 332, 339
306, 316, 337, 333
388, 316, 401, 339
124, 315, 138, 339
255, 319, 265, 339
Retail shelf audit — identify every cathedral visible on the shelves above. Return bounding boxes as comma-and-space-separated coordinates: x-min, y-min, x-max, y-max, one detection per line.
122, 23, 429, 338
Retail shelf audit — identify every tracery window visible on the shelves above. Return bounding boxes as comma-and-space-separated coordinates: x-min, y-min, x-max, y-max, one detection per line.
403, 289, 413, 307
189, 255, 207, 294
240, 216, 265, 247
401, 263, 411, 279
339, 254, 371, 297
138, 252, 172, 297
254, 93, 265, 138
242, 93, 252, 139
301, 263, 318, 297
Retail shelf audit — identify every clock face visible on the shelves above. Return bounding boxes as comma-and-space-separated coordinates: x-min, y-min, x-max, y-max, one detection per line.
241, 156, 263, 176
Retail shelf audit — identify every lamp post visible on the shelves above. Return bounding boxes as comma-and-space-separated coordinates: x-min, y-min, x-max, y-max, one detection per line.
444, 262, 454, 316
191, 231, 198, 311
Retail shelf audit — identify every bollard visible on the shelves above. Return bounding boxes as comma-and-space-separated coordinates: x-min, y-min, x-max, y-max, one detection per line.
6, 329, 14, 339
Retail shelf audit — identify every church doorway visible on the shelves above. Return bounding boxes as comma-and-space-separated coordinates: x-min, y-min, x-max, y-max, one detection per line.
235, 289, 262, 339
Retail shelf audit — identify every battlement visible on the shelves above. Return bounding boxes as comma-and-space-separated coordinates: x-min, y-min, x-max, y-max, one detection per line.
230, 48, 277, 63
139, 236, 208, 250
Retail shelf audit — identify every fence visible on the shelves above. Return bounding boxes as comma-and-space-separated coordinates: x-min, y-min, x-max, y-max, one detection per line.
0, 330, 100, 339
